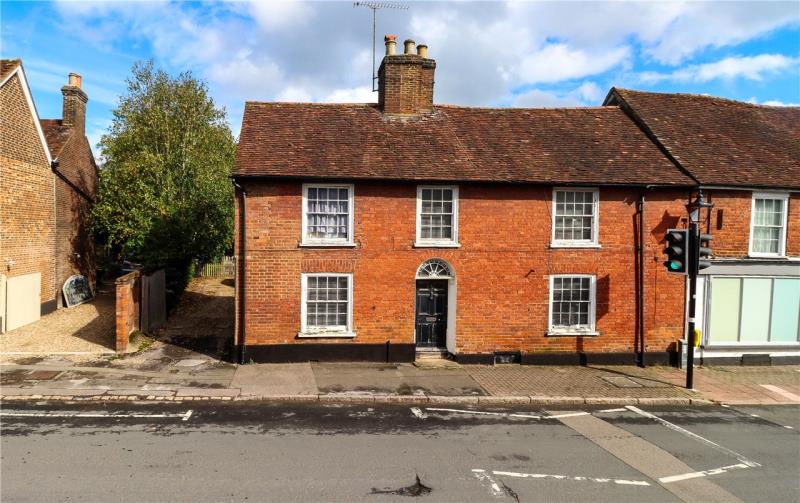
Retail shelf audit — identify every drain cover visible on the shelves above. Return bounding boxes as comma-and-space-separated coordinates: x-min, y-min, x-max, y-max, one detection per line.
601, 376, 643, 388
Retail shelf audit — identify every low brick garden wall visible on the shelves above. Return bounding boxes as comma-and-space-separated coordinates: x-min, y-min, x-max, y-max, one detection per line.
115, 270, 141, 352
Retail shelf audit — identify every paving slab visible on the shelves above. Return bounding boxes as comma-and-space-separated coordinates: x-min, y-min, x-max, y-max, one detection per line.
232, 363, 317, 397
311, 362, 486, 396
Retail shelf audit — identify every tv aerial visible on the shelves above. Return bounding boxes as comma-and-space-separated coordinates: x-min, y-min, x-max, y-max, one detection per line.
353, 2, 409, 91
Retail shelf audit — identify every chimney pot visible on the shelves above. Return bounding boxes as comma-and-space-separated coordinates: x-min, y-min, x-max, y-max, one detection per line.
384, 34, 397, 56
417, 44, 428, 58
68, 73, 82, 89
403, 39, 415, 55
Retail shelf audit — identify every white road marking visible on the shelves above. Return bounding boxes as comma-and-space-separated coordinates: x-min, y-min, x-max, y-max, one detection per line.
472, 469, 506, 497
626, 406, 760, 467
492, 470, 650, 487
410, 407, 427, 419
597, 408, 628, 413
1, 410, 194, 421
425, 408, 541, 419
659, 463, 750, 484
760, 384, 800, 402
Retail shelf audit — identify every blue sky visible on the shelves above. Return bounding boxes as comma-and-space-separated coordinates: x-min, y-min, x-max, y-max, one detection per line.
2, 1, 798, 155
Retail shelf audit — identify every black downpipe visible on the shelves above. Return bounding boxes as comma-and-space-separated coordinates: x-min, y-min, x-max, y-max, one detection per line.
232, 179, 247, 365
51, 160, 94, 203
637, 191, 647, 367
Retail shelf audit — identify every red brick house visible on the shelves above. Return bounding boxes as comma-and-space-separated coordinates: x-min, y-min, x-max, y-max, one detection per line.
0, 60, 97, 333
606, 90, 800, 364
232, 37, 708, 364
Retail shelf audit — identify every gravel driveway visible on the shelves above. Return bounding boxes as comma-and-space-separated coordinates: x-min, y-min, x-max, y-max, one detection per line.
0, 285, 116, 355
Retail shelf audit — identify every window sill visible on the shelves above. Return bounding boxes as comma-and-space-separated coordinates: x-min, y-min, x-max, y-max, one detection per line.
546, 330, 600, 337
747, 253, 786, 259
549, 242, 601, 249
297, 331, 357, 339
414, 241, 461, 248
299, 242, 356, 248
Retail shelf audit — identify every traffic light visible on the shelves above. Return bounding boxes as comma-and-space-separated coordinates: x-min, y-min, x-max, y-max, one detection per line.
696, 233, 713, 271
664, 229, 688, 274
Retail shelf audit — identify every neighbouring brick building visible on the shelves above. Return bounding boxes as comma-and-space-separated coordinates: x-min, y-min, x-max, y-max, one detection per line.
606, 90, 800, 364
232, 36, 798, 365
0, 60, 97, 333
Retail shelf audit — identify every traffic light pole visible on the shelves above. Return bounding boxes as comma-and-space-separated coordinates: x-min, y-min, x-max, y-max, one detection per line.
685, 222, 699, 389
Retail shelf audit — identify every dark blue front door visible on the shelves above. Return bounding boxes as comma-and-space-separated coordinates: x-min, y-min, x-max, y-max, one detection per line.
415, 280, 448, 349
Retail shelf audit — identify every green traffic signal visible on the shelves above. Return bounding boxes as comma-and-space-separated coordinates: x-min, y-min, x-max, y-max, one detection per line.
663, 229, 688, 275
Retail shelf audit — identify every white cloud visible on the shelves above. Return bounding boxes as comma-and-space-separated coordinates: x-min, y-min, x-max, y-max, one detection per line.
48, 0, 800, 130
748, 96, 800, 107
247, 0, 314, 31
511, 81, 605, 108
518, 44, 631, 84
321, 86, 376, 103
639, 54, 798, 83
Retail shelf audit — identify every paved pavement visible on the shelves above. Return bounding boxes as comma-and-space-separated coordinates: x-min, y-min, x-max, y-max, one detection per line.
2, 401, 798, 502
2, 357, 798, 406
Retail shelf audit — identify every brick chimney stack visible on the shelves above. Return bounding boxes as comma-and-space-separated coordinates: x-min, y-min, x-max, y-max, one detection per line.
378, 35, 436, 115
61, 73, 87, 133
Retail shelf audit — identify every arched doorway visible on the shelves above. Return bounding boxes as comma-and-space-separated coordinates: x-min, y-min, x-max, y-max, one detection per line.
415, 259, 456, 353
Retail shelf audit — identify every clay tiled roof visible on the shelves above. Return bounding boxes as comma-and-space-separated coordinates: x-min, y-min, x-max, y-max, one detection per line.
0, 59, 20, 82
40, 119, 72, 158
235, 103, 694, 186
608, 88, 800, 189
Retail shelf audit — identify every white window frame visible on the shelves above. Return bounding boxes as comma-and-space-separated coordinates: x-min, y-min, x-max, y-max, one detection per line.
749, 192, 789, 258
301, 183, 355, 247
299, 273, 355, 338
550, 187, 600, 248
415, 185, 460, 247
547, 274, 598, 336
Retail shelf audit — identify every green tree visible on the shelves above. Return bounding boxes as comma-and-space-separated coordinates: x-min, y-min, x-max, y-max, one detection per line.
92, 61, 235, 292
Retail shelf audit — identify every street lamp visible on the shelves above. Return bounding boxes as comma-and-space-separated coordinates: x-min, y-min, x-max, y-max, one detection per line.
684, 191, 714, 389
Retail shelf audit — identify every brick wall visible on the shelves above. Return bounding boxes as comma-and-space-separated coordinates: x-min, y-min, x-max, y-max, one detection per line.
705, 189, 799, 258
236, 181, 692, 355
378, 54, 435, 115
0, 73, 56, 309
115, 270, 141, 352
54, 134, 97, 306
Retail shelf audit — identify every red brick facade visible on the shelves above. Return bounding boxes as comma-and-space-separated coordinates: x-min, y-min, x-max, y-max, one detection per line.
234, 41, 797, 363
1, 62, 96, 331
0, 70, 57, 313
235, 182, 691, 359
704, 190, 800, 258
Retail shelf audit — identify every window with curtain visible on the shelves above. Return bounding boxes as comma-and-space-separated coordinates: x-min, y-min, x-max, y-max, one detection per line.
302, 185, 353, 245
750, 193, 788, 256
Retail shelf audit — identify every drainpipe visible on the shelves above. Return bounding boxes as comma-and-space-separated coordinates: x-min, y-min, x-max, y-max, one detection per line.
637, 190, 648, 367
51, 160, 94, 203
231, 178, 247, 365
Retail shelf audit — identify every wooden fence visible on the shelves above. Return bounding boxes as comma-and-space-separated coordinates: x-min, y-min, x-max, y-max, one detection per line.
198, 256, 235, 278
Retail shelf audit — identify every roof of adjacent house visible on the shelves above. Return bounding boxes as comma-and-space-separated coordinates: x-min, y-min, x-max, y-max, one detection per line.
235, 102, 694, 186
0, 59, 20, 82
39, 119, 72, 158
607, 88, 800, 189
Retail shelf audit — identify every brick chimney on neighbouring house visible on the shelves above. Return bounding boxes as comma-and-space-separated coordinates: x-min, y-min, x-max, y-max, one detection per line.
378, 35, 435, 115
61, 73, 87, 133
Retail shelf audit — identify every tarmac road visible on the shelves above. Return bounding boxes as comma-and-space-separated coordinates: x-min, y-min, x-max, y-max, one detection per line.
1, 401, 798, 502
